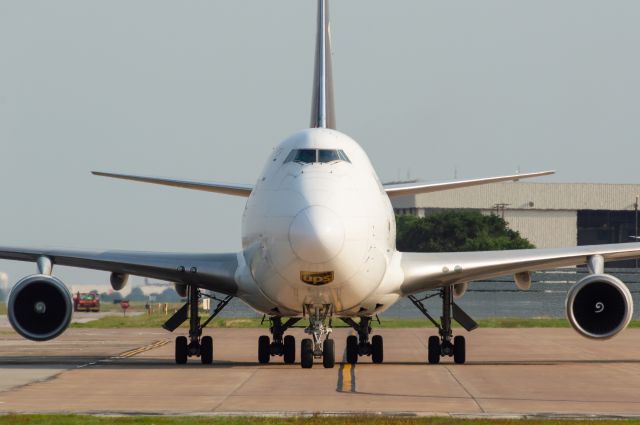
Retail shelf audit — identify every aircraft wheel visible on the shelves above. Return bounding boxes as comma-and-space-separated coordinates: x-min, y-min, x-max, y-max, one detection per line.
428, 335, 441, 364
200, 336, 213, 364
323, 339, 335, 368
453, 335, 466, 364
371, 335, 383, 364
346, 335, 358, 364
175, 336, 188, 364
301, 338, 314, 369
283, 335, 296, 364
258, 335, 271, 364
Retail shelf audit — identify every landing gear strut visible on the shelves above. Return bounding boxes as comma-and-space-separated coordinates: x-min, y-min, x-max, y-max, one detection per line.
341, 316, 384, 364
163, 285, 232, 365
257, 316, 300, 364
409, 285, 477, 364
300, 304, 334, 369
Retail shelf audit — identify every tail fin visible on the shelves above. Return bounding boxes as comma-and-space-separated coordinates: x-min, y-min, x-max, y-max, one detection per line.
310, 0, 336, 129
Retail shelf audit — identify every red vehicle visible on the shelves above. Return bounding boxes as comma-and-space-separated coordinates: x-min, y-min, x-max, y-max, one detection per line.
73, 291, 100, 312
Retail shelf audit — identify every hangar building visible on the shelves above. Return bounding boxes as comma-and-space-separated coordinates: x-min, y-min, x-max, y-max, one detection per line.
391, 182, 640, 255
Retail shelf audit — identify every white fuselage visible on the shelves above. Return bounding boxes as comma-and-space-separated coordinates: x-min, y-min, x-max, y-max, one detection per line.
237, 128, 403, 317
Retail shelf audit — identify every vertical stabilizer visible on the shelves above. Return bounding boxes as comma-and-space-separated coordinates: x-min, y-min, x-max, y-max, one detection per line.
310, 0, 336, 129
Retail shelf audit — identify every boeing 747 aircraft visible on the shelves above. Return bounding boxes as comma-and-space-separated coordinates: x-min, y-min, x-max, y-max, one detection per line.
3, 1, 639, 368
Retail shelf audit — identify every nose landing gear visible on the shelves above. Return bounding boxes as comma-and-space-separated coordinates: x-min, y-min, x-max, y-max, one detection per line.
301, 304, 334, 369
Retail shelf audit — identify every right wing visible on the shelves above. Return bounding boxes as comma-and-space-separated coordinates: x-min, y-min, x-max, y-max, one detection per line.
400, 242, 640, 296
92, 171, 253, 197
384, 170, 554, 197
0, 246, 239, 295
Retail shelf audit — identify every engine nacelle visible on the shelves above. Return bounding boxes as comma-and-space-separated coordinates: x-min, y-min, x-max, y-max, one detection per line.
7, 274, 73, 341
453, 282, 468, 299
110, 272, 129, 291
566, 273, 633, 339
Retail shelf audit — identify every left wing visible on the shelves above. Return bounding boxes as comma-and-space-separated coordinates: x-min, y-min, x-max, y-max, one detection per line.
384, 170, 554, 197
400, 242, 640, 295
0, 246, 239, 295
92, 171, 253, 197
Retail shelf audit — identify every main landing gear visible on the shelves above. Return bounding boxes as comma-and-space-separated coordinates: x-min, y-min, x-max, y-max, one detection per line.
257, 316, 300, 365
340, 316, 384, 365
409, 285, 478, 364
163, 285, 232, 365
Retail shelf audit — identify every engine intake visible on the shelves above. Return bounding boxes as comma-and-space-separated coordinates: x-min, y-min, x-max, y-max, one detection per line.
566, 273, 633, 339
7, 274, 73, 341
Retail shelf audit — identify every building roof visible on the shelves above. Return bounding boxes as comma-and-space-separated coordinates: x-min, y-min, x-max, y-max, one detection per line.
392, 182, 640, 211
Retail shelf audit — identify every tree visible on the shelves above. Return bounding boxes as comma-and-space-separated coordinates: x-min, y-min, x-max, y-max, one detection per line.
396, 210, 534, 252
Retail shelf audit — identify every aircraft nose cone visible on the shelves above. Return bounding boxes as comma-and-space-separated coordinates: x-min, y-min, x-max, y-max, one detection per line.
289, 206, 345, 263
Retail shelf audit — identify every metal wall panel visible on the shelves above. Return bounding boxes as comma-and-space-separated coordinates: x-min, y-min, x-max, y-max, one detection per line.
391, 182, 640, 211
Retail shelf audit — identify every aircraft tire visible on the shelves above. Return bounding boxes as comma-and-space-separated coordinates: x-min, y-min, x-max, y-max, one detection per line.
175, 336, 188, 364
428, 335, 441, 364
201, 336, 213, 364
322, 339, 335, 368
346, 335, 358, 364
258, 335, 271, 364
453, 335, 466, 364
301, 338, 313, 368
371, 335, 383, 364
283, 335, 296, 364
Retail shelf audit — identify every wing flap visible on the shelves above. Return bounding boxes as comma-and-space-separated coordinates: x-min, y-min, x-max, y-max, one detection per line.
0, 246, 239, 295
92, 171, 253, 197
400, 242, 640, 296
384, 170, 554, 197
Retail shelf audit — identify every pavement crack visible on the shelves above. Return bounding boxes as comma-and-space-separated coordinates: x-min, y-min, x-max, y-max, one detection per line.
210, 367, 260, 412
445, 365, 485, 413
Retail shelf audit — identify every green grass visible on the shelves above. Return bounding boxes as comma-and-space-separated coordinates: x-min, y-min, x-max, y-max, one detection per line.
68, 314, 640, 329
0, 303, 6, 315
1, 415, 640, 425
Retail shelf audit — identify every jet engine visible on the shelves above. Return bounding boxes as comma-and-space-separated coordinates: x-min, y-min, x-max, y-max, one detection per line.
7, 274, 73, 341
566, 274, 633, 339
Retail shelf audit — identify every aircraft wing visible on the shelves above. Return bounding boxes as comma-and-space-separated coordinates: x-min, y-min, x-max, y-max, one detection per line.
92, 171, 253, 197
0, 246, 239, 295
399, 242, 640, 296
384, 170, 554, 197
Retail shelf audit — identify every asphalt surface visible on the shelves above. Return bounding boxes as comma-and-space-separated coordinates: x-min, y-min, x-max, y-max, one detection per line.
1, 327, 640, 417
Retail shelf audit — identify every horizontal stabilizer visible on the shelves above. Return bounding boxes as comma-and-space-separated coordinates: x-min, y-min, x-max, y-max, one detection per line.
384, 170, 554, 197
92, 171, 252, 197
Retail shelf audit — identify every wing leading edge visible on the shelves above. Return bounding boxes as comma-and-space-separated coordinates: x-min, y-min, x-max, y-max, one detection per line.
0, 246, 239, 295
384, 170, 554, 197
92, 171, 253, 197
399, 242, 640, 296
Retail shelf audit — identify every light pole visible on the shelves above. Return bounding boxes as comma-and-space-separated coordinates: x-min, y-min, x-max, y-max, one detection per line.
633, 196, 640, 271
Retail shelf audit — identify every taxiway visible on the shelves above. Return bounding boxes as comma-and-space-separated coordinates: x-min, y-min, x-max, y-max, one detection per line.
1, 327, 639, 416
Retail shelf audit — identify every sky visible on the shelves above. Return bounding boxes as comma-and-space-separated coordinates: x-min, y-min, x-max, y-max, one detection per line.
1, 0, 640, 286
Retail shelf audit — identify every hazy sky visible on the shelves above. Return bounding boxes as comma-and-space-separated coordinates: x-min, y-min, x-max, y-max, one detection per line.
2, 1, 640, 286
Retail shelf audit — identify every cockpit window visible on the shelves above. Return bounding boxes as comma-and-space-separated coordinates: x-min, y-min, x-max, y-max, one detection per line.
284, 149, 351, 165
318, 149, 340, 163
294, 149, 317, 163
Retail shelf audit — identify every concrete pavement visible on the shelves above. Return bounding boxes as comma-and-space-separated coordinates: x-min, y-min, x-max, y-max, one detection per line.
1, 327, 640, 416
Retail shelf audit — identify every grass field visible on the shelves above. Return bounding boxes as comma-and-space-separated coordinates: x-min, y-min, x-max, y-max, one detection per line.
68, 313, 640, 329
1, 415, 639, 425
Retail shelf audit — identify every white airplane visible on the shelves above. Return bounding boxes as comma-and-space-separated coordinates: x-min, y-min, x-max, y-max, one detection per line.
2, 0, 640, 368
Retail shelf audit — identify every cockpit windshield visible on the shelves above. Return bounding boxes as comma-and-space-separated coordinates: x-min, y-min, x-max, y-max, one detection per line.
284, 149, 351, 165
